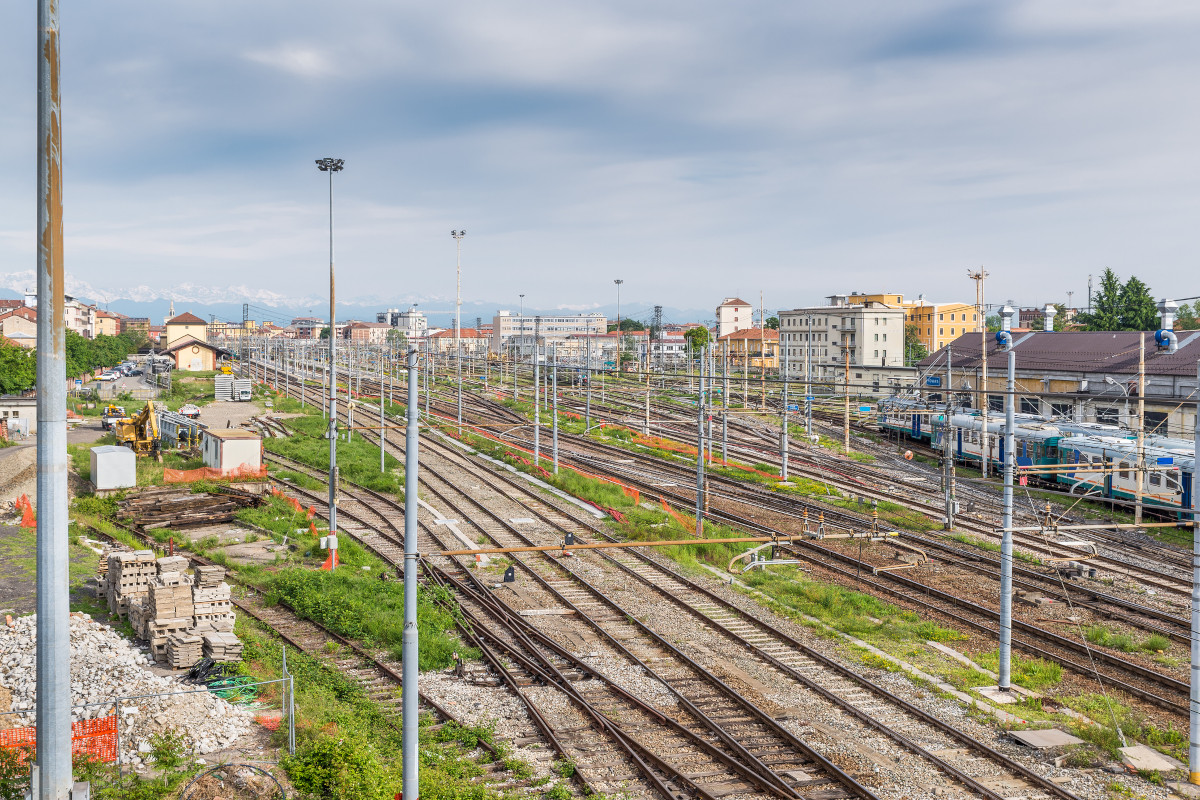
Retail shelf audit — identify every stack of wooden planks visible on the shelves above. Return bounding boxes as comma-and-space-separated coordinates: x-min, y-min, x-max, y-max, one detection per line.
118, 486, 264, 530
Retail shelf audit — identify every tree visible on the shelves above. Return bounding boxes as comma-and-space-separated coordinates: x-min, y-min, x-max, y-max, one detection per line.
903, 323, 928, 366
683, 327, 710, 352
985, 314, 1002, 332
1176, 303, 1199, 330
1118, 276, 1157, 331
384, 328, 407, 347
765, 316, 779, 330
1074, 268, 1124, 330
319, 327, 331, 339
0, 337, 36, 393
609, 319, 644, 332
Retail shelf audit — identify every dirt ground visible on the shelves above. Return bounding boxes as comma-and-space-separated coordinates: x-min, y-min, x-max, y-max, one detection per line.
197, 400, 263, 431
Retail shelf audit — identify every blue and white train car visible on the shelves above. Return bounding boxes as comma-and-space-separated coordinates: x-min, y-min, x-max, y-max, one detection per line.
1055, 435, 1195, 517
878, 397, 935, 442
948, 414, 1063, 470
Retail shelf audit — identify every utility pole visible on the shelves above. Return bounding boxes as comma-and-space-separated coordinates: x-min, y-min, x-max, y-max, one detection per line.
379, 345, 386, 473
969, 268, 990, 476
696, 345, 706, 536
533, 325, 541, 465
1135, 333, 1146, 525
998, 304, 1016, 692
552, 343, 559, 474
759, 292, 766, 411
805, 315, 812, 436
843, 340, 850, 453
781, 349, 789, 480
35, 0, 73, 792
451, 229, 465, 434
944, 345, 955, 530
586, 334, 592, 432
1190, 360, 1200, 787
722, 341, 729, 462
402, 347, 420, 798
614, 279, 623, 374
316, 157, 344, 545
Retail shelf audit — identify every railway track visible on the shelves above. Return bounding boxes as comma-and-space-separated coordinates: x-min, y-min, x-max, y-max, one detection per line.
254, 364, 1094, 799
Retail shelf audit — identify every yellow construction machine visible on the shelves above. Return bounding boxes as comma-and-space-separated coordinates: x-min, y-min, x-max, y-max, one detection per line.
115, 401, 161, 458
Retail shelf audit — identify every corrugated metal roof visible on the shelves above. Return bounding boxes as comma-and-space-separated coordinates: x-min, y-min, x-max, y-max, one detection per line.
918, 330, 1200, 377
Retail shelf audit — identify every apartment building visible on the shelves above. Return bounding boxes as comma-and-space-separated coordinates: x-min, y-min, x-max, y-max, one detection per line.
377, 306, 428, 341
778, 296, 914, 388
715, 297, 753, 339
490, 311, 607, 354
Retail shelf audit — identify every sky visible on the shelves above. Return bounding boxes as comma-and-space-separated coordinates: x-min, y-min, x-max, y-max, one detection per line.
2, 1, 1200, 321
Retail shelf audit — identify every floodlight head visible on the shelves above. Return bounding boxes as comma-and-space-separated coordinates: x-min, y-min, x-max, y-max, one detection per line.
315, 157, 345, 172
1104, 376, 1116, 385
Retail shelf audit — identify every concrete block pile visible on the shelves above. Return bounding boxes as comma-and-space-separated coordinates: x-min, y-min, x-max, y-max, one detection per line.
0, 614, 253, 766
104, 552, 242, 667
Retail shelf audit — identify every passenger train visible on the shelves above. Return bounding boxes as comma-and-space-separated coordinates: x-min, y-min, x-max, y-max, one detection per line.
878, 398, 1196, 518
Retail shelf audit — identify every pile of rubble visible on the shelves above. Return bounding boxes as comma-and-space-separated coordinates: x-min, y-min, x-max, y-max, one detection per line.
102, 552, 242, 667
0, 614, 253, 764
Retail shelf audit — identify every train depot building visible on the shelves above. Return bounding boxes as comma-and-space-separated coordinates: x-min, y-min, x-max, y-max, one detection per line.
916, 329, 1200, 439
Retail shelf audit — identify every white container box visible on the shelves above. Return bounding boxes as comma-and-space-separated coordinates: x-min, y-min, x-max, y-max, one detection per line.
91, 445, 136, 491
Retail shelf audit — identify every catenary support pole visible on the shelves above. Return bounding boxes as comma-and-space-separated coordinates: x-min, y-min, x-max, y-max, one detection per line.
534, 338, 541, 464
781, 353, 789, 481
696, 345, 706, 536
552, 344, 559, 474
380, 346, 386, 472
1190, 359, 1200, 785
36, 0, 72, 793
585, 335, 592, 431
402, 347, 420, 798
999, 305, 1016, 691
1136, 334, 1146, 525
944, 345, 955, 530
722, 342, 729, 462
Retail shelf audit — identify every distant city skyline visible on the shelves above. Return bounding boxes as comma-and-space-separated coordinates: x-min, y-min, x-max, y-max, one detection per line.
3, 3, 1199, 308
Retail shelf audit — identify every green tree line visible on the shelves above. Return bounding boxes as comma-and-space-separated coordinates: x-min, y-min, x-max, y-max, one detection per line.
1074, 268, 1158, 331
1, 329, 148, 394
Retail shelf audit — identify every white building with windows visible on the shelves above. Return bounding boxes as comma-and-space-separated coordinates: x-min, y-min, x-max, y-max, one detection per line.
778, 296, 915, 391
715, 297, 753, 339
490, 312, 607, 354
377, 306, 428, 341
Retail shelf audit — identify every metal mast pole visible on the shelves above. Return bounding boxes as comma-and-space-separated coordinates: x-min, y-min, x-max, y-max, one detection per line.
380, 344, 386, 473
552, 343, 559, 474
534, 332, 541, 464
944, 345, 954, 529
696, 345, 706, 536
1190, 359, 1200, 786
781, 349, 789, 480
1135, 333, 1146, 525
722, 341, 729, 462
35, 0, 71, 793
614, 279, 623, 374
586, 335, 592, 431
969, 268, 990, 477
452, 230, 465, 434
999, 304, 1016, 691
805, 316, 812, 435
401, 347, 420, 797
843, 343, 850, 452
316, 157, 343, 537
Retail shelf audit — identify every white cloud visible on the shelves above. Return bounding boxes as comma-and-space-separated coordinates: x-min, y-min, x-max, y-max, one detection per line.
243, 44, 337, 78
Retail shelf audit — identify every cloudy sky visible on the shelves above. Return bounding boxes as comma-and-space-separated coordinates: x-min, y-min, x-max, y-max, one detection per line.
1, 1, 1199, 318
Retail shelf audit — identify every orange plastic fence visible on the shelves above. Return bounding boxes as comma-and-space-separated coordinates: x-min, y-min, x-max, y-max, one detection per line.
18, 494, 35, 528
660, 496, 693, 530
164, 465, 268, 483
0, 715, 118, 764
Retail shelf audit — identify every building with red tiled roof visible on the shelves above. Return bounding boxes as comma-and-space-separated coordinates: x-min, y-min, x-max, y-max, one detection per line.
718, 327, 778, 370
165, 312, 208, 348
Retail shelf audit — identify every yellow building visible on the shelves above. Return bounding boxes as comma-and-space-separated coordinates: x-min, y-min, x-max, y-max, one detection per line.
165, 312, 209, 348
718, 328, 778, 370
857, 293, 981, 352
93, 311, 120, 338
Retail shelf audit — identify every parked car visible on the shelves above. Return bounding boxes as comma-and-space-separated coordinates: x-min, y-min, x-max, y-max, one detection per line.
98, 372, 118, 382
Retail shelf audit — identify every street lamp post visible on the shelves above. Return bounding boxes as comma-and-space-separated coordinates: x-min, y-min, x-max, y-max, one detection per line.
452, 229, 466, 434
316, 157, 344, 541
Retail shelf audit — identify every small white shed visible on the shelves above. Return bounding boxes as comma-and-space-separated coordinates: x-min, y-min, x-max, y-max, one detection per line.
90, 445, 136, 492
201, 429, 263, 475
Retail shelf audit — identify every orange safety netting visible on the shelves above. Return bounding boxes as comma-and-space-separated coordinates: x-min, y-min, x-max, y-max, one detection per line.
164, 465, 268, 483
660, 496, 693, 530
0, 715, 118, 764
632, 434, 782, 482
16, 494, 35, 528
271, 488, 307, 516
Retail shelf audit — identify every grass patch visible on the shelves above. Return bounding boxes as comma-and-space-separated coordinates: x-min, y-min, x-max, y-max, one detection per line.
1065, 693, 1187, 761
1085, 625, 1173, 654
264, 409, 404, 495
972, 650, 1063, 690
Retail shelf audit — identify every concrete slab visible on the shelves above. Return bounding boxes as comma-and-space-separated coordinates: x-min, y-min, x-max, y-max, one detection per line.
1167, 780, 1200, 798
974, 686, 1019, 704
1120, 744, 1184, 772
1008, 729, 1084, 749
